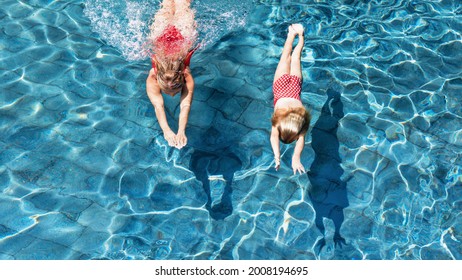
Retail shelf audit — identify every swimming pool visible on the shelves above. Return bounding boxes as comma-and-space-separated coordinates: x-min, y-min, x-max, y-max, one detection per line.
0, 0, 461, 260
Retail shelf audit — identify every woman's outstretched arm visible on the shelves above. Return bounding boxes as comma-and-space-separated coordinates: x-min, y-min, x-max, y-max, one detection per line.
146, 69, 177, 147
176, 67, 194, 149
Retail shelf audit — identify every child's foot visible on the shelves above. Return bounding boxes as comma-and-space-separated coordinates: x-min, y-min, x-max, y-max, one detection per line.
291, 23, 304, 36
288, 24, 297, 37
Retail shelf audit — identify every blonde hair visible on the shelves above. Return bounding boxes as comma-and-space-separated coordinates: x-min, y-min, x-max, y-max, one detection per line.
155, 58, 185, 92
272, 107, 311, 144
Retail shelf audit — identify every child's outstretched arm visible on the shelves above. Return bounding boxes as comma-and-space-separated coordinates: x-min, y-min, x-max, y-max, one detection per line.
270, 126, 281, 170
146, 69, 177, 147
292, 134, 306, 174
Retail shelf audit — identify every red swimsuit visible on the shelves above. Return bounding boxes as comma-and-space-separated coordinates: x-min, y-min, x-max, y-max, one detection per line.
273, 74, 302, 106
155, 25, 185, 56
151, 48, 196, 73
151, 25, 197, 72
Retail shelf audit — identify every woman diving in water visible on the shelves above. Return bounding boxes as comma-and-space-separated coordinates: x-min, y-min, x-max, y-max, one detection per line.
146, 0, 198, 149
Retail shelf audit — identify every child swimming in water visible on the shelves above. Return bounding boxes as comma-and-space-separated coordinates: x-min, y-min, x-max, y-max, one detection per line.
271, 23, 311, 175
146, 0, 198, 149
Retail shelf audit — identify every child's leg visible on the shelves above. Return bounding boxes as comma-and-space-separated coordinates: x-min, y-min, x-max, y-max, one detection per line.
290, 24, 304, 78
273, 26, 297, 83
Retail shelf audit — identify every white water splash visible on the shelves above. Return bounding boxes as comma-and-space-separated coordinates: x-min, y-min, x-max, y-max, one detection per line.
84, 0, 253, 61
84, 0, 158, 61
194, 0, 253, 48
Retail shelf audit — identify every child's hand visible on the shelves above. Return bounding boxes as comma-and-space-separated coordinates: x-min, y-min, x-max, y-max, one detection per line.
274, 157, 280, 171
175, 131, 188, 149
292, 159, 305, 175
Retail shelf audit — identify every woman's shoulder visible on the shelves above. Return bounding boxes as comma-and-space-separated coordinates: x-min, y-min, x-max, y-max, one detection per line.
183, 66, 194, 79
147, 69, 160, 87
148, 68, 158, 80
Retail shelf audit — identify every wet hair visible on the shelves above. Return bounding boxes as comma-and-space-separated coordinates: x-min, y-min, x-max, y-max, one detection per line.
155, 58, 185, 91
271, 107, 311, 144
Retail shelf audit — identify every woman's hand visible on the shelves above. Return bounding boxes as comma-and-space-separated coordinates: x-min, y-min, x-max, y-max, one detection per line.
292, 158, 305, 175
175, 131, 188, 149
163, 129, 177, 147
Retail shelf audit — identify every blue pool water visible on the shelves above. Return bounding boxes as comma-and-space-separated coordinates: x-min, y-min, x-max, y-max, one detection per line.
0, 0, 461, 260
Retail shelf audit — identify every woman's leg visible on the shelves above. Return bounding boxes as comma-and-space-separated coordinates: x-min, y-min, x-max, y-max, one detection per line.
154, 0, 175, 22
150, 0, 176, 40
173, 0, 197, 49
289, 24, 304, 78
274, 25, 297, 83
174, 0, 191, 8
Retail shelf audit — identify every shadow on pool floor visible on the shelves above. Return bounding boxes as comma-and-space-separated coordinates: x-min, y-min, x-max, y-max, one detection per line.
190, 147, 242, 220
307, 87, 349, 253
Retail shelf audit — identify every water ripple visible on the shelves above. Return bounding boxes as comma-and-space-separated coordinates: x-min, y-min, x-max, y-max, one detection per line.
0, 0, 461, 260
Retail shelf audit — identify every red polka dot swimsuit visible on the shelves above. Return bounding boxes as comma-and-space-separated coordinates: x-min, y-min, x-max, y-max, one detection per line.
273, 74, 302, 106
